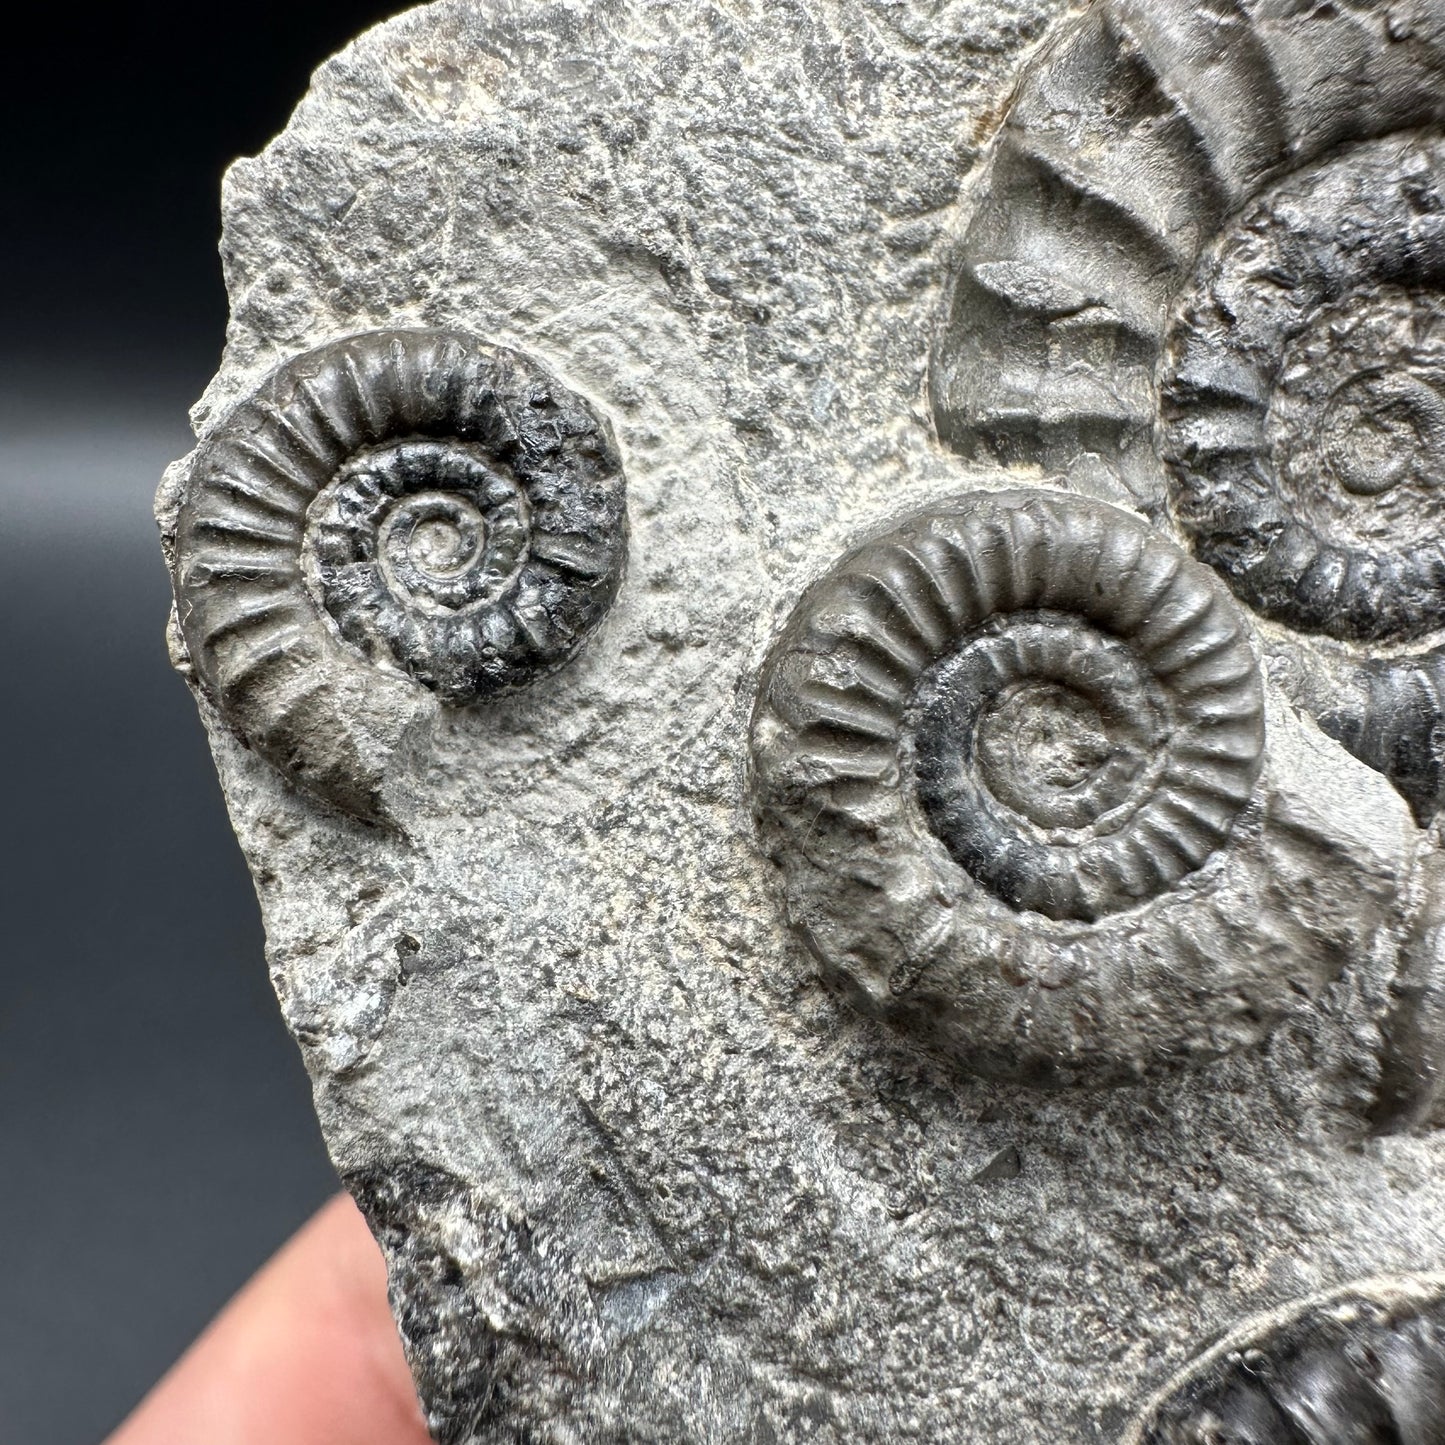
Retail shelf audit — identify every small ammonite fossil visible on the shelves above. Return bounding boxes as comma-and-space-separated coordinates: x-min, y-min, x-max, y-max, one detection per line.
929, 0, 1445, 828
171, 329, 628, 819
745, 487, 1388, 1086
1126, 1274, 1445, 1444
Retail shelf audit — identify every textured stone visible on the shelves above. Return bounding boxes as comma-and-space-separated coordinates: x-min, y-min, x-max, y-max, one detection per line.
159, 1, 1445, 1439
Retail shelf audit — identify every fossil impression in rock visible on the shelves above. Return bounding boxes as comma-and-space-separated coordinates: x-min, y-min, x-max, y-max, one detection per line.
156, 0, 1445, 1439
173, 328, 627, 820
1127, 1274, 1445, 1444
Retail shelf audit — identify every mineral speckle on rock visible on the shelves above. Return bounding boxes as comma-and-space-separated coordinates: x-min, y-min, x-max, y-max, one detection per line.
159, 1, 1445, 1439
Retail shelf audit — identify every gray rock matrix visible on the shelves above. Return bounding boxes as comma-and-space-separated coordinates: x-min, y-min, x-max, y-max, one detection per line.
157, 0, 1445, 1439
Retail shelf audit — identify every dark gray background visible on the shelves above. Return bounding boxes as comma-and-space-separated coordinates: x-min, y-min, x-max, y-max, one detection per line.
0, 5, 404, 1440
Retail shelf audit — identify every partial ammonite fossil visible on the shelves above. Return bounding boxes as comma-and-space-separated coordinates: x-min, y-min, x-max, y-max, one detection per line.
929, 0, 1445, 826
1126, 1274, 1445, 1444
171, 329, 628, 819
1163, 138, 1445, 649
1163, 136, 1445, 829
750, 488, 1400, 1085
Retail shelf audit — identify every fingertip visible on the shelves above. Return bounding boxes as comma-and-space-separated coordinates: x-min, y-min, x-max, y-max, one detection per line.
105, 1192, 430, 1445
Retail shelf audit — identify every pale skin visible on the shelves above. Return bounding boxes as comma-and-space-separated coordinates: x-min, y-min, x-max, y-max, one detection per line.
104, 1195, 432, 1445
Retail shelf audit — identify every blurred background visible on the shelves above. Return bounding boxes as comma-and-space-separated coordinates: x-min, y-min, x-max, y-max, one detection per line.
0, 5, 405, 1439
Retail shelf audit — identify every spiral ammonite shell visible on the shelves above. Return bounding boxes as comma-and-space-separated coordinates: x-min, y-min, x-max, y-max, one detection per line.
1163, 138, 1445, 646
930, 0, 1445, 824
1162, 136, 1445, 825
751, 488, 1280, 1084
173, 329, 627, 818
1126, 1275, 1445, 1444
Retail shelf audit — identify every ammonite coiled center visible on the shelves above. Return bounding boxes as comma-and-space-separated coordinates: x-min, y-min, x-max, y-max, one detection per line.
914, 613, 1176, 919
306, 439, 545, 701
1273, 289, 1445, 515
1163, 135, 1445, 645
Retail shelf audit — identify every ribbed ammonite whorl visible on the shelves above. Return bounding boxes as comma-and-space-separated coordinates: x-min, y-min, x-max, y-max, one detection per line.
929, 0, 1445, 824
751, 489, 1280, 1085
173, 330, 627, 819
1163, 135, 1445, 646
1126, 1275, 1445, 1445
1162, 135, 1445, 826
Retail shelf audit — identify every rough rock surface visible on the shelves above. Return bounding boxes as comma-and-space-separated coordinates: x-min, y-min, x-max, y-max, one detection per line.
157, 1, 1445, 1440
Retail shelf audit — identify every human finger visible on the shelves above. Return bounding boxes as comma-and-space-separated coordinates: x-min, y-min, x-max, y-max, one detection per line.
104, 1192, 429, 1445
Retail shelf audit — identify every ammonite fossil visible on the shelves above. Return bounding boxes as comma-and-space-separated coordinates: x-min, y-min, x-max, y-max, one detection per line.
1163, 137, 1445, 648
1163, 136, 1445, 829
929, 0, 1445, 825
1127, 1274, 1445, 1444
746, 488, 1384, 1086
171, 329, 628, 819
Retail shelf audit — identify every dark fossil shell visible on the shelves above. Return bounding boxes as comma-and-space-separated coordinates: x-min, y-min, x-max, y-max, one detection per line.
1162, 140, 1445, 647
751, 488, 1292, 1084
930, 0, 1445, 824
1127, 1275, 1445, 1445
903, 499, 1264, 923
172, 329, 627, 818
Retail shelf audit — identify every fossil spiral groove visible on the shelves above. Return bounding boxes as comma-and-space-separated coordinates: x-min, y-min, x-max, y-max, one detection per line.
172, 329, 627, 818
906, 500, 1263, 923
930, 0, 1445, 825
749, 489, 1319, 1085
1126, 1275, 1445, 1444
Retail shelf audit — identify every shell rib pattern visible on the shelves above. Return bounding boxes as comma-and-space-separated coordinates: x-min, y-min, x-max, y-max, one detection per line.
1126, 1274, 1445, 1445
929, 0, 1445, 826
173, 329, 627, 820
745, 489, 1387, 1086
1162, 137, 1445, 648
905, 496, 1263, 924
